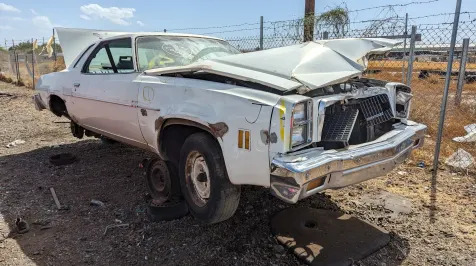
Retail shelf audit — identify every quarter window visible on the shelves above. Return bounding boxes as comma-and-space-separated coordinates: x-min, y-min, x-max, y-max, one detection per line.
84, 38, 135, 74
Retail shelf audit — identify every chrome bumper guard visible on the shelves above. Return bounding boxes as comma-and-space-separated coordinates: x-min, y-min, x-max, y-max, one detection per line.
270, 121, 426, 203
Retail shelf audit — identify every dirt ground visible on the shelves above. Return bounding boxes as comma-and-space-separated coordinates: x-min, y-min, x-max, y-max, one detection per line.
0, 82, 475, 266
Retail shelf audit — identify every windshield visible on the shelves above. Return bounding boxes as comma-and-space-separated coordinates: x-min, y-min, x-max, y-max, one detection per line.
136, 36, 240, 71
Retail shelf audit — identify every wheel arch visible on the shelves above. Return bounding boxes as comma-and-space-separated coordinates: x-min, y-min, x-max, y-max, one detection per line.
157, 118, 227, 166
48, 94, 69, 118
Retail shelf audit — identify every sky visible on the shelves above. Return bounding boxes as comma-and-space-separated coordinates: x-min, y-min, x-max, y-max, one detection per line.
0, 0, 475, 46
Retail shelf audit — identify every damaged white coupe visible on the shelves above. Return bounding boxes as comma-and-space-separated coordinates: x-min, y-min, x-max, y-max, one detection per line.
33, 28, 426, 223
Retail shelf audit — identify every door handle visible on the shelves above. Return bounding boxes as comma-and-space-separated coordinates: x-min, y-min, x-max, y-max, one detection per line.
73, 83, 80, 88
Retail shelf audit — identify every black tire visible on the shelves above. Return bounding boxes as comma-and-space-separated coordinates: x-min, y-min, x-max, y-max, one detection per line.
179, 133, 240, 224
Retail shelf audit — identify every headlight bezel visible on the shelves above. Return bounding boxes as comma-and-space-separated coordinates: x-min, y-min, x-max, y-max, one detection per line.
290, 100, 313, 150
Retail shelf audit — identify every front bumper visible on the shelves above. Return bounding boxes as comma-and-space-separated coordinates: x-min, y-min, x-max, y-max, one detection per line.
270, 121, 426, 203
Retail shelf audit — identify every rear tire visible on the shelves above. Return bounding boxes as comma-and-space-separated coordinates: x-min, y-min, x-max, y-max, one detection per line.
179, 133, 240, 224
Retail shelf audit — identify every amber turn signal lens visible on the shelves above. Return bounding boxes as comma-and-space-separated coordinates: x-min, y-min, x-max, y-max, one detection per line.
238, 130, 244, 148
306, 176, 326, 191
244, 131, 250, 150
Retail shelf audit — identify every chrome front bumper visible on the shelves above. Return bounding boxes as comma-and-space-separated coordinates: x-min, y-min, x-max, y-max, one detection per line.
270, 121, 426, 203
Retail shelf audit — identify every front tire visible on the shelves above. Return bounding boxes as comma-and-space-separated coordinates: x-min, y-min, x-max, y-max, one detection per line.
179, 133, 240, 224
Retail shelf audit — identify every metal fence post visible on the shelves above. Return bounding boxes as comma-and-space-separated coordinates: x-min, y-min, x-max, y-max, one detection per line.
401, 13, 408, 84
455, 38, 469, 106
53, 28, 57, 64
16, 54, 20, 83
259, 16, 264, 50
323, 31, 329, 40
432, 0, 462, 177
32, 38, 35, 90
405, 26, 417, 87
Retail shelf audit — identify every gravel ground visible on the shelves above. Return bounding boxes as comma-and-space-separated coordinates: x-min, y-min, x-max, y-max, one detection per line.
0, 82, 475, 265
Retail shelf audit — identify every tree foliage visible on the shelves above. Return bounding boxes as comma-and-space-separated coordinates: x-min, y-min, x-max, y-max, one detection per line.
8, 41, 62, 54
317, 7, 350, 37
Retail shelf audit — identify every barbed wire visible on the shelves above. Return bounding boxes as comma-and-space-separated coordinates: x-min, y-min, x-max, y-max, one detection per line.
167, 0, 441, 32
347, 0, 439, 13
167, 22, 261, 31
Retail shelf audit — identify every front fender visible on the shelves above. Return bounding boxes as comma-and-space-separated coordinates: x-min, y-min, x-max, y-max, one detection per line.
137, 75, 280, 187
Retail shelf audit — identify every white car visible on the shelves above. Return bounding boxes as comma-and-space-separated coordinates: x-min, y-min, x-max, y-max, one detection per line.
34, 28, 426, 223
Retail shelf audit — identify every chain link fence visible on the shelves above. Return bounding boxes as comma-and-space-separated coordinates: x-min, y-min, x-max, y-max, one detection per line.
0, 52, 64, 88
0, 34, 64, 88
0, 12, 474, 174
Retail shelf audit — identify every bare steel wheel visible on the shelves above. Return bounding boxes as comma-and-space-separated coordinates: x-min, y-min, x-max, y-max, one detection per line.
146, 159, 180, 204
179, 133, 241, 224
186, 151, 210, 206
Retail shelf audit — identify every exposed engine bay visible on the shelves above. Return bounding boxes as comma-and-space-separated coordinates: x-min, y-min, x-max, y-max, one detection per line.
313, 78, 413, 150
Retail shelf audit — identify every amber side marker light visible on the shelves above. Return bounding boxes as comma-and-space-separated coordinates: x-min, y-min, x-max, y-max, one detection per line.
238, 130, 244, 148
238, 129, 251, 150
306, 176, 326, 191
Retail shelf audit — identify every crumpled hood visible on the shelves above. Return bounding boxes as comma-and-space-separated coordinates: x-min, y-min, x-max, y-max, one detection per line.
147, 38, 401, 94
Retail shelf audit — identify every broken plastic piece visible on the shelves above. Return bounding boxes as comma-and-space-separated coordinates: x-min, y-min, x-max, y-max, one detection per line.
445, 148, 475, 170
452, 124, 476, 143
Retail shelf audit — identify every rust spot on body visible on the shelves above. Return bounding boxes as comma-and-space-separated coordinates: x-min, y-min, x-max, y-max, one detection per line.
269, 132, 278, 143
208, 122, 229, 138
260, 130, 270, 145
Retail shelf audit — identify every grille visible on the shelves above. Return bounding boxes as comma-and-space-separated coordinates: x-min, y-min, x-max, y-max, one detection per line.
358, 94, 393, 127
321, 108, 359, 145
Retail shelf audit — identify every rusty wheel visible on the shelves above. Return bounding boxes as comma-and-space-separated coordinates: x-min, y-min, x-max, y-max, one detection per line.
146, 159, 177, 204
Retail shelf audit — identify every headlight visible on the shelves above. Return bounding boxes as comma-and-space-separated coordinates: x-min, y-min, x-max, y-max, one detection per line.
396, 88, 412, 118
290, 101, 312, 149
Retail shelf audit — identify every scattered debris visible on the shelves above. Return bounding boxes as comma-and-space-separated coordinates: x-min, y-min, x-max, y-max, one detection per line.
445, 149, 475, 170
40, 225, 53, 230
452, 124, 476, 143
32, 219, 50, 226
90, 199, 105, 207
397, 171, 408, 176
6, 139, 25, 148
103, 223, 129, 237
0, 92, 16, 99
359, 190, 413, 218
49, 153, 77, 166
49, 187, 69, 210
417, 161, 426, 168
15, 218, 29, 234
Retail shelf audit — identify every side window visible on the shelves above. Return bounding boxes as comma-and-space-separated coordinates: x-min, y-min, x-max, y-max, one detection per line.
84, 38, 135, 74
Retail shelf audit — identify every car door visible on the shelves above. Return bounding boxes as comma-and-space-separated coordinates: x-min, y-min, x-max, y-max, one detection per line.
71, 38, 147, 148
